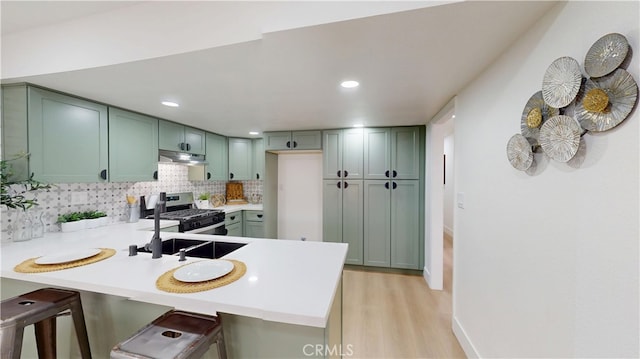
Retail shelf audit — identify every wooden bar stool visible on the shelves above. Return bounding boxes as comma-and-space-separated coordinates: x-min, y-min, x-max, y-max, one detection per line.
0, 287, 92, 359
110, 310, 227, 359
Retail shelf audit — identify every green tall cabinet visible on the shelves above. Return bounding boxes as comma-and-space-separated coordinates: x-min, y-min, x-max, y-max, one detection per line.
364, 127, 420, 180
323, 179, 364, 265
108, 108, 158, 182
28, 87, 109, 183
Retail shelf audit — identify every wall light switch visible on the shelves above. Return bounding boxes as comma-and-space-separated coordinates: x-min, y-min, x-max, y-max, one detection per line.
457, 192, 465, 209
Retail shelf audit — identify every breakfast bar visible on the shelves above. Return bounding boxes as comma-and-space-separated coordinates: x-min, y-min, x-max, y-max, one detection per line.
0, 220, 347, 358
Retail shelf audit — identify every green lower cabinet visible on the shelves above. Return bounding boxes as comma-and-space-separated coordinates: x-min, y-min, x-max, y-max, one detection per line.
244, 210, 264, 238
363, 180, 421, 269
225, 211, 243, 236
226, 223, 243, 237
323, 180, 363, 265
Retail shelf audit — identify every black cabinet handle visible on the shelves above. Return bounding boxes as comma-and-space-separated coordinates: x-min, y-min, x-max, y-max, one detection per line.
230, 173, 234, 180
344, 181, 349, 189
257, 214, 263, 218
344, 170, 349, 178
179, 143, 185, 151
186, 143, 191, 151
393, 170, 397, 178
337, 181, 341, 189
286, 141, 291, 148
385, 170, 390, 178
384, 182, 389, 189
293, 141, 298, 148
153, 171, 158, 180
100, 169, 107, 180
256, 173, 260, 180
337, 170, 342, 178
392, 182, 397, 190
230, 216, 236, 220
207, 172, 211, 180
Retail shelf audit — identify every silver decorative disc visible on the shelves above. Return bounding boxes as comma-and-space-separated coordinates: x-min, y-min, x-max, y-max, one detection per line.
575, 68, 638, 132
520, 91, 559, 145
539, 115, 582, 163
584, 33, 629, 78
507, 134, 534, 171
542, 57, 583, 108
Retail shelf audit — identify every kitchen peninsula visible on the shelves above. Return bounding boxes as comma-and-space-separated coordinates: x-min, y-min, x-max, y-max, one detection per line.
0, 220, 347, 358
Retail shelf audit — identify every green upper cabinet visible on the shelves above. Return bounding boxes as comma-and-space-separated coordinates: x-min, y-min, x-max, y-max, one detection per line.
108, 108, 159, 182
159, 119, 205, 155
28, 87, 109, 183
252, 138, 265, 180
364, 126, 420, 180
205, 132, 228, 181
322, 128, 363, 180
264, 130, 322, 151
228, 138, 252, 180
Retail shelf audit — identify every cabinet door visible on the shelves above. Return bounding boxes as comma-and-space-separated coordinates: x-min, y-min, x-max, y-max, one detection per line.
363, 180, 391, 267
108, 108, 159, 182
28, 87, 108, 183
228, 138, 252, 180
322, 180, 343, 243
158, 120, 185, 151
363, 128, 390, 180
391, 180, 420, 269
322, 130, 342, 179
252, 138, 265, 180
205, 133, 228, 181
391, 127, 420, 179
226, 222, 243, 237
292, 130, 322, 150
184, 127, 206, 155
342, 128, 364, 179
264, 132, 291, 151
342, 180, 364, 265
244, 221, 264, 238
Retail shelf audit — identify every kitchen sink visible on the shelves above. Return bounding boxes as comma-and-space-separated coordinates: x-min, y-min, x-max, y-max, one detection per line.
137, 238, 246, 259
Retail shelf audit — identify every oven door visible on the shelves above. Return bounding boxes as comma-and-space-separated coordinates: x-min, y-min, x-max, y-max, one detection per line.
184, 221, 227, 235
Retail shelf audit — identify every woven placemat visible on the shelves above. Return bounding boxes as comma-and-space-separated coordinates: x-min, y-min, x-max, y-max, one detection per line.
14, 248, 116, 273
156, 259, 246, 294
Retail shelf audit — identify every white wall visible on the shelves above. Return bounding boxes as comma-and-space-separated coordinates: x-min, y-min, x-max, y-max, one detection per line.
452, 1, 639, 358
443, 127, 455, 236
277, 153, 323, 242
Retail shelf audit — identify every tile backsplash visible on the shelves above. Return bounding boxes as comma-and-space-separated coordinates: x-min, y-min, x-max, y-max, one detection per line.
1, 163, 262, 242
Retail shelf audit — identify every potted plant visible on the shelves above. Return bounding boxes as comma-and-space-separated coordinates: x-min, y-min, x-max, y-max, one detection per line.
57, 212, 86, 232
196, 193, 211, 209
83, 210, 108, 229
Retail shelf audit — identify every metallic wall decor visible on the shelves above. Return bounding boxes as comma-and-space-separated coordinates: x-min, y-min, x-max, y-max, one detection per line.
507, 134, 534, 171
542, 57, 583, 108
508, 32, 636, 173
539, 115, 582, 163
521, 91, 560, 145
575, 68, 638, 132
584, 33, 629, 78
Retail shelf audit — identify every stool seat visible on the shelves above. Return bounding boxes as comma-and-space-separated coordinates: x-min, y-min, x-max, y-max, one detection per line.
0, 287, 92, 359
111, 310, 227, 359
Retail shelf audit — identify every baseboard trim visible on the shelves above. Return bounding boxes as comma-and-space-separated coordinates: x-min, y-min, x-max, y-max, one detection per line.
423, 266, 431, 285
452, 315, 480, 358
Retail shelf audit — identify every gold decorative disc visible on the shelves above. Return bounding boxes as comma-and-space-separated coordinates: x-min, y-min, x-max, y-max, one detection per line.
582, 88, 609, 113
526, 107, 543, 128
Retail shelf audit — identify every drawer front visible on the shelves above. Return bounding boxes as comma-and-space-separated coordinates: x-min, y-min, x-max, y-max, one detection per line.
244, 211, 264, 222
225, 212, 243, 226
226, 222, 243, 237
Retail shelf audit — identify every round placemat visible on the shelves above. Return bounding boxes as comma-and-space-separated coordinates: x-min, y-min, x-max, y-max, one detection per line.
14, 248, 116, 273
156, 259, 246, 293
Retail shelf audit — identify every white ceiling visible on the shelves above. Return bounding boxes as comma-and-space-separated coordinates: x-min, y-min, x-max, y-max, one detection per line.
1, 1, 557, 138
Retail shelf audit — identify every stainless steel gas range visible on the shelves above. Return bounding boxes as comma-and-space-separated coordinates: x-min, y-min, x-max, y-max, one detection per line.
142, 192, 226, 235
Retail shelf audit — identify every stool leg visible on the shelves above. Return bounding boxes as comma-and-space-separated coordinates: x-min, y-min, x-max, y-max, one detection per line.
69, 300, 92, 359
1, 324, 25, 359
34, 317, 57, 359
214, 330, 227, 359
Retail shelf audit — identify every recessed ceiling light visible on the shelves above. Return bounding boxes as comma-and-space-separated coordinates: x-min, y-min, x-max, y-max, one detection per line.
161, 101, 179, 107
353, 123, 364, 128
340, 80, 359, 88
249, 131, 260, 135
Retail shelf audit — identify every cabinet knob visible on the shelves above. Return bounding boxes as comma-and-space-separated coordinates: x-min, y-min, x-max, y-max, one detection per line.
230, 173, 234, 180
207, 172, 211, 180
385, 170, 390, 178
337, 181, 341, 189
179, 143, 185, 151
392, 182, 397, 190
100, 169, 107, 180
153, 171, 158, 180
286, 141, 291, 148
186, 143, 191, 151
256, 173, 260, 180
230, 216, 236, 220
343, 170, 348, 178
337, 170, 342, 178
393, 170, 398, 178
384, 182, 389, 190
293, 141, 298, 148
344, 181, 349, 189
257, 214, 263, 218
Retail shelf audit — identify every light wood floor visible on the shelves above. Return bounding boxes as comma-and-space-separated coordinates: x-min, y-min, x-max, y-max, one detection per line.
343, 233, 464, 358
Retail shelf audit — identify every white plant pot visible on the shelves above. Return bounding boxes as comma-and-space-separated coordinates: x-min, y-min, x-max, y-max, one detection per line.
85, 218, 101, 229
195, 200, 210, 209
61, 220, 85, 232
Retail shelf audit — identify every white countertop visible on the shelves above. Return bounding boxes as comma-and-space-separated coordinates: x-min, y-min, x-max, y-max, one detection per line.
212, 203, 263, 213
0, 219, 347, 328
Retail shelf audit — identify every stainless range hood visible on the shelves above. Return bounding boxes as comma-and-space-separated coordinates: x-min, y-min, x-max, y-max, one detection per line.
159, 149, 207, 166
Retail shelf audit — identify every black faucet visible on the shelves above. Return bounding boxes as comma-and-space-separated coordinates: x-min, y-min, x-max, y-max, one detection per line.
148, 201, 164, 259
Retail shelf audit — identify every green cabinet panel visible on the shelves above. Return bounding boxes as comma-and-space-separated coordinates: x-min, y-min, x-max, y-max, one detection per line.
363, 180, 391, 267
226, 211, 243, 236
363, 128, 390, 180
390, 180, 421, 269
322, 179, 363, 265
391, 127, 420, 179
264, 131, 321, 151
244, 210, 264, 238
226, 222, 243, 237
252, 138, 265, 180
108, 108, 159, 182
322, 129, 363, 180
158, 120, 205, 155
205, 133, 228, 181
28, 87, 108, 183
2, 85, 29, 181
228, 138, 252, 181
